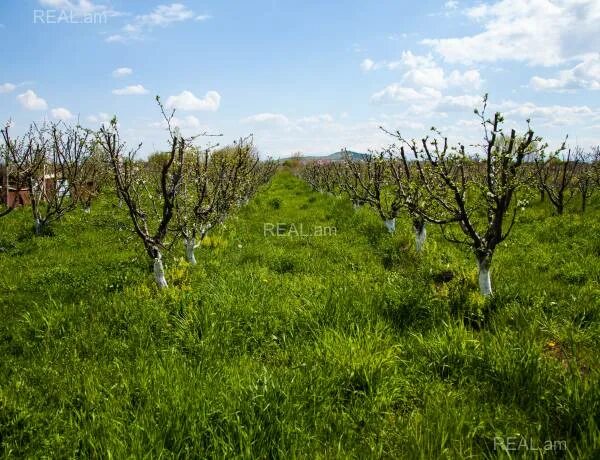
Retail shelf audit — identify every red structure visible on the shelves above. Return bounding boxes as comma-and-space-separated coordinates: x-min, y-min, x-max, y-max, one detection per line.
0, 165, 31, 208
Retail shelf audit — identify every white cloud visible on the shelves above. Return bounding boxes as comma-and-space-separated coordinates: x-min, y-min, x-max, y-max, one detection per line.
106, 3, 210, 43
361, 51, 482, 90
17, 90, 48, 110
112, 67, 132, 78
242, 113, 335, 134
112, 84, 149, 95
446, 69, 482, 89
531, 53, 600, 91
51, 107, 73, 120
297, 114, 334, 124
171, 115, 202, 129
503, 101, 597, 127
371, 85, 442, 104
422, 0, 600, 66
150, 115, 205, 131
371, 84, 482, 114
361, 58, 375, 71
403, 65, 446, 90
105, 34, 125, 43
38, 0, 121, 18
242, 113, 290, 126
136, 3, 193, 27
444, 1, 459, 9
166, 90, 220, 111
86, 112, 111, 123
437, 94, 482, 112
0, 83, 16, 93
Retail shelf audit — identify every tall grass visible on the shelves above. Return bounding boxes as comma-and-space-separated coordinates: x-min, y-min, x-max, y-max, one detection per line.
0, 171, 598, 458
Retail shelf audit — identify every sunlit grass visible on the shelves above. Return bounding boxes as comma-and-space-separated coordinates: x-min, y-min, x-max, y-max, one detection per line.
0, 171, 598, 458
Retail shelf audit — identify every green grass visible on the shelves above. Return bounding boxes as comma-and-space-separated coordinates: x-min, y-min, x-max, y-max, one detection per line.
1, 171, 599, 458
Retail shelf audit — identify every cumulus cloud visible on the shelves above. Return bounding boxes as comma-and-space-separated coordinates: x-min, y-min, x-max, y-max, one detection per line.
51, 107, 74, 120
297, 114, 334, 124
242, 113, 290, 126
86, 112, 111, 123
166, 90, 220, 111
112, 67, 132, 78
371, 83, 482, 117
531, 53, 600, 91
371, 85, 442, 104
38, 0, 122, 17
360, 58, 375, 72
112, 84, 149, 95
150, 115, 206, 131
242, 113, 335, 133
503, 101, 597, 126
361, 51, 482, 90
106, 3, 211, 43
422, 0, 600, 66
17, 90, 48, 110
0, 83, 16, 93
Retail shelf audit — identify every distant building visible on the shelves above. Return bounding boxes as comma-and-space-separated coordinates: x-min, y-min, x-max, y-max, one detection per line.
0, 165, 30, 208
0, 166, 70, 208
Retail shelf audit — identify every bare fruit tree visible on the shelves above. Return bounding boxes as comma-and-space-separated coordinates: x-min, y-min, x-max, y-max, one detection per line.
390, 96, 542, 296
97, 104, 187, 289
534, 144, 578, 215
174, 137, 270, 265
1, 123, 45, 219
340, 151, 402, 233
383, 139, 429, 251
575, 146, 598, 213
175, 142, 238, 265
300, 160, 338, 195
2, 121, 94, 234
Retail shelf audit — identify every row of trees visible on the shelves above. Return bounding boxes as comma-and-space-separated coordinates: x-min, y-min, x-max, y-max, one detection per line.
1, 122, 105, 233
300, 95, 600, 296
1, 98, 276, 288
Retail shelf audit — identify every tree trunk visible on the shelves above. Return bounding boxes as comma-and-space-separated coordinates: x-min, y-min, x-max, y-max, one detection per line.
84, 205, 91, 214
34, 218, 43, 236
476, 255, 492, 296
184, 237, 197, 265
153, 254, 168, 289
414, 221, 426, 252
581, 193, 587, 213
384, 218, 396, 234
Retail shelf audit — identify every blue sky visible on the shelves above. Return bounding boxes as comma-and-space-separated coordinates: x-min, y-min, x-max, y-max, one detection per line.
1, 0, 599, 157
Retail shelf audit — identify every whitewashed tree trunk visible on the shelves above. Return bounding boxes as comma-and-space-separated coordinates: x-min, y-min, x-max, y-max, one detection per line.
414, 223, 426, 252
477, 257, 492, 296
184, 237, 197, 265
353, 202, 360, 210
384, 218, 396, 233
153, 254, 168, 289
34, 218, 42, 236
84, 205, 91, 214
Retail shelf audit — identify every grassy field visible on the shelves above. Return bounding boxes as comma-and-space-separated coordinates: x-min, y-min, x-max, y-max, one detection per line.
1, 170, 599, 458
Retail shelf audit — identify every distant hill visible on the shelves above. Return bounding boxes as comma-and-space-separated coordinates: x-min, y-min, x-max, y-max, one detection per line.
285, 150, 369, 162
